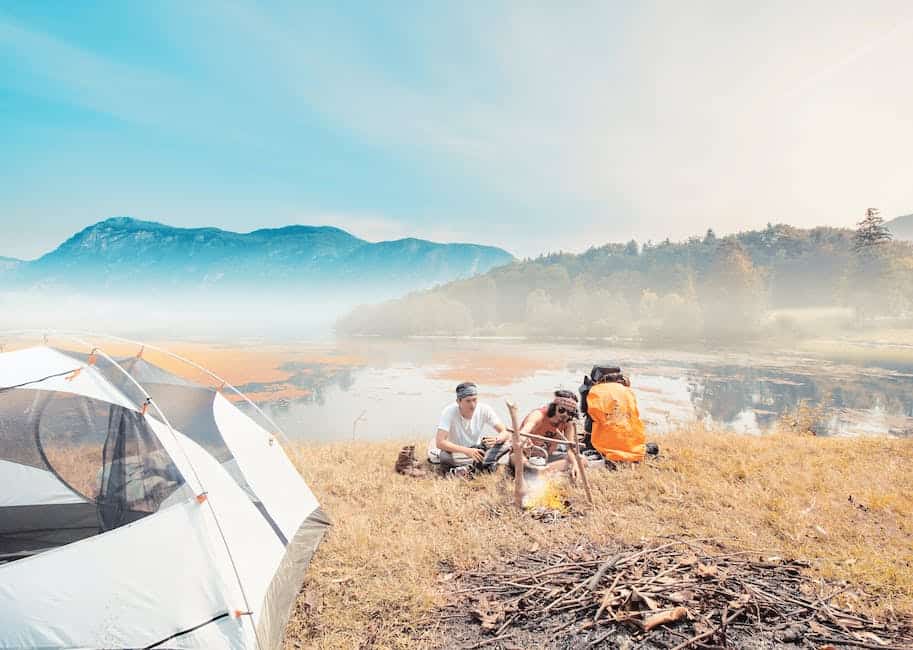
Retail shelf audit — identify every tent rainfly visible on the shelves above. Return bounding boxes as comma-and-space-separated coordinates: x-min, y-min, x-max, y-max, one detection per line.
0, 345, 328, 649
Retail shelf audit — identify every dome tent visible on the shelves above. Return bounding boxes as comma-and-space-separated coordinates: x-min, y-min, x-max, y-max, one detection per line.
0, 335, 328, 649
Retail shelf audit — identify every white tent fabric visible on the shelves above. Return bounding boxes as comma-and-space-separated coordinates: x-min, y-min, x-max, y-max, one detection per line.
0, 346, 135, 410
212, 393, 320, 541
0, 345, 329, 649
0, 499, 251, 649
149, 419, 286, 627
0, 459, 88, 507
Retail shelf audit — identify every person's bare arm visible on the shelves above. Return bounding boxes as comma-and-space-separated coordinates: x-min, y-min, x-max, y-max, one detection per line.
517, 410, 549, 455
522, 410, 562, 454
518, 410, 542, 435
436, 428, 483, 463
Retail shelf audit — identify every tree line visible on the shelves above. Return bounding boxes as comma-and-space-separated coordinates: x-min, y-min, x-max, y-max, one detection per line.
336, 213, 913, 342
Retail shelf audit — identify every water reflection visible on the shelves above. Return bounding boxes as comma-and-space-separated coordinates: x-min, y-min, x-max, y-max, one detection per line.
237, 338, 913, 441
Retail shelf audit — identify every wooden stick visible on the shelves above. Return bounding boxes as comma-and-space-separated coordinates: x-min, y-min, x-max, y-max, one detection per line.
587, 552, 624, 590
556, 422, 593, 505
465, 633, 514, 649
669, 608, 743, 650
506, 400, 525, 509
507, 428, 584, 448
807, 637, 913, 650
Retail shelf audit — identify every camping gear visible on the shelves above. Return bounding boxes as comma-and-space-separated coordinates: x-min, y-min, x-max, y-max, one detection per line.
527, 444, 548, 467
581, 448, 605, 468
475, 441, 509, 472
586, 380, 646, 462
395, 444, 427, 477
579, 364, 623, 448
0, 342, 328, 649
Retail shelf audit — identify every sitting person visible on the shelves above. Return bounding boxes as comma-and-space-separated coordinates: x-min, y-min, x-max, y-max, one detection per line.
580, 365, 655, 464
428, 381, 509, 474
517, 390, 580, 470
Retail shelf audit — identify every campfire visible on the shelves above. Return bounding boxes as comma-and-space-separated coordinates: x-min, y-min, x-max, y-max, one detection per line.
505, 399, 593, 514
522, 476, 569, 513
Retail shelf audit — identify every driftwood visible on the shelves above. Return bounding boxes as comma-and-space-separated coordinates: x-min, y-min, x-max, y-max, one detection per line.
446, 538, 913, 649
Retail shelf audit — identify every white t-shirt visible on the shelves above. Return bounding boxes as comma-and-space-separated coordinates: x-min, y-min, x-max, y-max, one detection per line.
427, 402, 502, 462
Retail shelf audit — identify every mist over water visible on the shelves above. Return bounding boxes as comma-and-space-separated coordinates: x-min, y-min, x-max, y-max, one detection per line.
0, 291, 351, 340
237, 338, 913, 443
4, 298, 912, 444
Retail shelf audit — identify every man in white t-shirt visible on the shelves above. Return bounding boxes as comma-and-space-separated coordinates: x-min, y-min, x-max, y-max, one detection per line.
428, 382, 508, 472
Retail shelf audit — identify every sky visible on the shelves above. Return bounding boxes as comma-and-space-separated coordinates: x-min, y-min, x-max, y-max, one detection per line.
2, 1, 913, 260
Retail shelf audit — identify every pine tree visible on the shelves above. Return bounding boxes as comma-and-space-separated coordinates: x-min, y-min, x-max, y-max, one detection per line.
853, 208, 892, 253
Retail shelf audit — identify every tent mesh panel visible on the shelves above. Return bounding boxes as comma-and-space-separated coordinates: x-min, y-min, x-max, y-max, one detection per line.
0, 387, 191, 562
98, 404, 187, 531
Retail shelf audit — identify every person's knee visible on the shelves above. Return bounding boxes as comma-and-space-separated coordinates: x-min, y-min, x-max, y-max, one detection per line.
440, 450, 473, 469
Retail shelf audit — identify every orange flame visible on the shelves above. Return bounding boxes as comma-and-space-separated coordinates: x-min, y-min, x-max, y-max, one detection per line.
523, 477, 569, 512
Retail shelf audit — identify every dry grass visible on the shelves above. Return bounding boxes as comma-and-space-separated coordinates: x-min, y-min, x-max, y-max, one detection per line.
284, 428, 913, 649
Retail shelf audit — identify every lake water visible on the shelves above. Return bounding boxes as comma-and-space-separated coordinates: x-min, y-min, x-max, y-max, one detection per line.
233, 337, 913, 442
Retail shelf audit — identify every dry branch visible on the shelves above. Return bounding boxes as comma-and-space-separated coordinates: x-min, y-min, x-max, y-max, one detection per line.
506, 400, 525, 509
555, 422, 592, 505
445, 538, 913, 649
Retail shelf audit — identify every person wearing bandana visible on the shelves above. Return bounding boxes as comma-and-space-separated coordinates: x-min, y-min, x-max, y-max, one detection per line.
427, 381, 509, 474
518, 390, 579, 462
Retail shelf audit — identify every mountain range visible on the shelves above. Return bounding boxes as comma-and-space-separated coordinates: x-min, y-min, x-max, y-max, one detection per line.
0, 217, 514, 299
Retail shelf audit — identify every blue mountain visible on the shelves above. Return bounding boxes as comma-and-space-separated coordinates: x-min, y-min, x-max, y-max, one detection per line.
12, 217, 514, 298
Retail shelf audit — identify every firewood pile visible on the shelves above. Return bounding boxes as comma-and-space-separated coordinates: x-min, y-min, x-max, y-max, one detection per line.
443, 539, 913, 649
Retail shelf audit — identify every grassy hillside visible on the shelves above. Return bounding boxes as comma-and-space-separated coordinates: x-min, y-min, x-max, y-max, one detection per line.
284, 429, 913, 648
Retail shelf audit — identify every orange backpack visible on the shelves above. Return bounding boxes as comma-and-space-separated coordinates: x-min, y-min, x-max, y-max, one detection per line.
586, 381, 646, 462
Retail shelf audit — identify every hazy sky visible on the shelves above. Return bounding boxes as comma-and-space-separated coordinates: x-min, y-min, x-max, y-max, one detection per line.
3, 1, 913, 260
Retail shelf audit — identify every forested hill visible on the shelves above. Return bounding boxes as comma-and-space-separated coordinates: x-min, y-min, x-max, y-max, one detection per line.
337, 223, 913, 341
